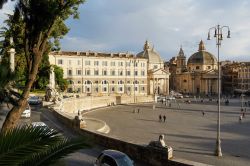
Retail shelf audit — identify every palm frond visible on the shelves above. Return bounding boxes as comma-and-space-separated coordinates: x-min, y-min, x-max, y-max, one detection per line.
0, 126, 91, 166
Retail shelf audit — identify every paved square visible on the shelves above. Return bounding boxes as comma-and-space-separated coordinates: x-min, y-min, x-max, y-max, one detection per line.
85, 98, 250, 166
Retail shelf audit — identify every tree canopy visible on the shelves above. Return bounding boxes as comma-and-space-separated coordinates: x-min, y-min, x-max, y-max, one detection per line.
0, 0, 85, 132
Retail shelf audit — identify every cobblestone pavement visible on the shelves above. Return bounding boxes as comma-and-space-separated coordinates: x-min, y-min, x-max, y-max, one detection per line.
84, 98, 250, 166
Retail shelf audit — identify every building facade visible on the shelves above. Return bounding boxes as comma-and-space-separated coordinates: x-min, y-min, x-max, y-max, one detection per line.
49, 41, 170, 96
170, 40, 219, 95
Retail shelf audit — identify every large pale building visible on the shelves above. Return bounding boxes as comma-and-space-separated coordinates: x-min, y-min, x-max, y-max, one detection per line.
170, 40, 219, 95
49, 41, 170, 96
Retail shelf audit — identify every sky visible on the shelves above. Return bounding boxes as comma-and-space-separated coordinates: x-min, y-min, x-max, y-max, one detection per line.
1, 0, 250, 62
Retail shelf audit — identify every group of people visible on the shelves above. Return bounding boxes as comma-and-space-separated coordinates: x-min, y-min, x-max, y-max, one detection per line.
133, 108, 140, 113
159, 114, 166, 122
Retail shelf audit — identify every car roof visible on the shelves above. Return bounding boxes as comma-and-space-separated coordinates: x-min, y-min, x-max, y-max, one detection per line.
102, 150, 127, 158
31, 122, 47, 127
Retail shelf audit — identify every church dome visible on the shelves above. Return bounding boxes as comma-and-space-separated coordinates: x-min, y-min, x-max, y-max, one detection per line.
187, 40, 217, 65
136, 40, 163, 63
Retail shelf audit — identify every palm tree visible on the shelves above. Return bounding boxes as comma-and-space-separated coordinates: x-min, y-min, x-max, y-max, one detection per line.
0, 125, 91, 166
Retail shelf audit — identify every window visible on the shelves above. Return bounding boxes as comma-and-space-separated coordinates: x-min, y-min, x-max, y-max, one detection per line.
111, 70, 116, 76
135, 87, 138, 91
111, 81, 115, 84
94, 70, 99, 75
85, 69, 90, 75
95, 87, 98, 92
111, 87, 115, 92
183, 79, 187, 83
94, 61, 99, 66
118, 80, 124, 84
68, 69, 72, 76
78, 81, 81, 84
58, 59, 63, 65
95, 81, 98, 84
135, 62, 138, 67
196, 66, 200, 70
126, 62, 131, 67
111, 61, 115, 66
154, 65, 158, 69
103, 87, 107, 92
102, 61, 107, 66
127, 87, 131, 91
119, 87, 123, 91
77, 69, 82, 75
118, 62, 123, 66
85, 60, 90, 66
134, 71, 138, 76
141, 63, 145, 67
102, 80, 108, 84
119, 70, 123, 76
126, 70, 131, 76
103, 70, 107, 76
141, 87, 145, 91
141, 71, 145, 76
77, 60, 81, 65
207, 66, 211, 69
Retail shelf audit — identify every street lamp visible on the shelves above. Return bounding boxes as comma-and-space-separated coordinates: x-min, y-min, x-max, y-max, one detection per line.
207, 24, 230, 157
240, 63, 245, 111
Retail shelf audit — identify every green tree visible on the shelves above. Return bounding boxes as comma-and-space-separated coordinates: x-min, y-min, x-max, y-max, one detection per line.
54, 65, 68, 92
0, 125, 90, 165
1, 0, 85, 132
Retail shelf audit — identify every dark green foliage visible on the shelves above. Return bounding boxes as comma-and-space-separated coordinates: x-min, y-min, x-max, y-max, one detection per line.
0, 125, 91, 166
54, 65, 68, 91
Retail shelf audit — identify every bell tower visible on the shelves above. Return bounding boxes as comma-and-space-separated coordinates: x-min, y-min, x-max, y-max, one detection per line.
176, 46, 186, 74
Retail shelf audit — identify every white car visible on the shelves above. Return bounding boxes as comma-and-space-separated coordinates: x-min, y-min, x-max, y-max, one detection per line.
31, 122, 48, 128
21, 105, 31, 118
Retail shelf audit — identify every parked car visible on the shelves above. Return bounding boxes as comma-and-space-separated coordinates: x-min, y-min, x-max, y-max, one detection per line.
21, 104, 31, 118
28, 96, 41, 105
166, 96, 175, 100
94, 149, 134, 166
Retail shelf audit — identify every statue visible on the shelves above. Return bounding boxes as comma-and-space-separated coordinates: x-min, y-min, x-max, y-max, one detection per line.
148, 134, 166, 148
45, 66, 61, 102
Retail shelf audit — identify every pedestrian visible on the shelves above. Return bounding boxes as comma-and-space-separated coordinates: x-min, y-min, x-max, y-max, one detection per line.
137, 108, 140, 113
243, 112, 245, 118
163, 115, 166, 122
239, 115, 243, 123
177, 102, 180, 109
159, 114, 162, 122
202, 110, 205, 116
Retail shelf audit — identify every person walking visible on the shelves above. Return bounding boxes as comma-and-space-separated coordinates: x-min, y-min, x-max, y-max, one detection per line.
163, 115, 166, 122
239, 115, 243, 123
202, 110, 205, 116
159, 114, 162, 122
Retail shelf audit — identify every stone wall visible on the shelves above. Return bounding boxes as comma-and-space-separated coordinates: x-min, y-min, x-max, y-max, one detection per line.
52, 110, 191, 166
62, 95, 154, 114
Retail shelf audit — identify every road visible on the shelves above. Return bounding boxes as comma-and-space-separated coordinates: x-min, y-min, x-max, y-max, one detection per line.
0, 103, 147, 166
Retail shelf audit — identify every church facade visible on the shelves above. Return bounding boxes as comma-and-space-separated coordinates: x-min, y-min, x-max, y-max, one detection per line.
170, 40, 219, 95
49, 41, 170, 96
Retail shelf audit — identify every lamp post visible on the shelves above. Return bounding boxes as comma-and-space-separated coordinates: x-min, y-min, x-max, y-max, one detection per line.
240, 63, 245, 111
207, 24, 230, 157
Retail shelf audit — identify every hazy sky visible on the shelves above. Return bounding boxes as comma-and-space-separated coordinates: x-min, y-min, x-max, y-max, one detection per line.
1, 0, 250, 62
